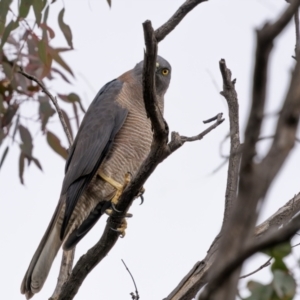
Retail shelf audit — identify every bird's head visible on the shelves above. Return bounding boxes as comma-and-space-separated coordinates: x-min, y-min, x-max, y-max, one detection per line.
154, 56, 172, 96
133, 55, 171, 96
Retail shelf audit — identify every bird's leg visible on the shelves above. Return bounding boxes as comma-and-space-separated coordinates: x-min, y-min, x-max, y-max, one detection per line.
98, 171, 132, 237
111, 172, 131, 207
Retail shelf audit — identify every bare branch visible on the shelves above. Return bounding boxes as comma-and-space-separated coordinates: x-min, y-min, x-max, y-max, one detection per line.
239, 257, 272, 279
198, 1, 300, 298
154, 0, 208, 42
255, 193, 300, 236
219, 59, 241, 226
165, 192, 300, 300
121, 259, 140, 300
198, 213, 300, 299
243, 0, 300, 170
203, 114, 220, 124
179, 114, 224, 143
18, 68, 73, 147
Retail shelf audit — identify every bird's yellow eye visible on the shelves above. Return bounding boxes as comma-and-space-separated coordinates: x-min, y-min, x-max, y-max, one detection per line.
161, 68, 169, 76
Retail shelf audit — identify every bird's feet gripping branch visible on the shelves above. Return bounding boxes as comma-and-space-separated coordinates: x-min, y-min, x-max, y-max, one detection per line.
98, 171, 135, 237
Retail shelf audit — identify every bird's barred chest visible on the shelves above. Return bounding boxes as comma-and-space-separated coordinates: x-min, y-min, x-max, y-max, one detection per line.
63, 84, 164, 236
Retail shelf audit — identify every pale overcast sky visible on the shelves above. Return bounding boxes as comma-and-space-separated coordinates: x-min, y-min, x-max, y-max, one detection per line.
1, 1, 300, 299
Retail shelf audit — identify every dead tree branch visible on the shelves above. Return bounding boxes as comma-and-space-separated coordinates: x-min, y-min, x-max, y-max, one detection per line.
165, 192, 300, 300
198, 1, 300, 299
121, 259, 140, 300
165, 58, 241, 300
239, 257, 272, 279
154, 0, 208, 42
219, 59, 241, 226
197, 211, 300, 298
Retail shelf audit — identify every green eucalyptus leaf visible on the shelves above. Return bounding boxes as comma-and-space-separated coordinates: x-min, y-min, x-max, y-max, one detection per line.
245, 281, 273, 300
58, 8, 73, 48
46, 131, 68, 159
19, 0, 34, 18
19, 125, 33, 157
0, 20, 19, 50
39, 96, 55, 131
32, 0, 47, 25
0, 0, 12, 35
273, 270, 296, 299
19, 151, 25, 184
0, 146, 9, 170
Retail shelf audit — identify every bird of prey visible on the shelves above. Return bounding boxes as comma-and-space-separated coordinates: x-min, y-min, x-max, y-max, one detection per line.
21, 56, 171, 299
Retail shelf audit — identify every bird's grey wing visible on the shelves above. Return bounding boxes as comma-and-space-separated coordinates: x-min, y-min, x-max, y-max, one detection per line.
60, 79, 128, 239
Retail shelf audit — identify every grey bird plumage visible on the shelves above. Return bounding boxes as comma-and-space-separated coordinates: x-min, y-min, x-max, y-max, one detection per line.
21, 55, 171, 299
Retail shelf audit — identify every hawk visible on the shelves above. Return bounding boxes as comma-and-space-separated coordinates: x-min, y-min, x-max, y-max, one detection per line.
21, 56, 172, 298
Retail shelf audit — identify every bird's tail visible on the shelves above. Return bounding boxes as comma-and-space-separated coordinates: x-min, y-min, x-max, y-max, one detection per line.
21, 203, 63, 299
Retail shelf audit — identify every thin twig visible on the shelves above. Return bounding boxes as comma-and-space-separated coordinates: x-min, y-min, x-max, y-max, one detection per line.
18, 68, 73, 146
180, 114, 224, 142
121, 259, 140, 300
239, 257, 272, 279
294, 6, 300, 59
203, 114, 220, 124
210, 158, 228, 175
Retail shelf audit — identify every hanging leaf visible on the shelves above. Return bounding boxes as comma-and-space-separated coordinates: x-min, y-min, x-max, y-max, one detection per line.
0, 0, 12, 35
2, 104, 19, 127
0, 20, 19, 50
19, 125, 33, 157
32, 157, 43, 170
38, 40, 47, 64
46, 131, 68, 159
273, 270, 296, 299
58, 93, 85, 113
19, 0, 34, 18
48, 47, 74, 76
42, 52, 52, 79
0, 129, 4, 146
264, 242, 291, 260
0, 146, 9, 170
43, 5, 49, 24
0, 95, 4, 113
11, 114, 20, 143
39, 23, 55, 39
2, 61, 17, 89
32, 0, 47, 25
39, 96, 55, 131
244, 281, 273, 300
51, 67, 71, 83
107, 0, 111, 8
61, 109, 73, 140
19, 151, 25, 184
58, 8, 73, 48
